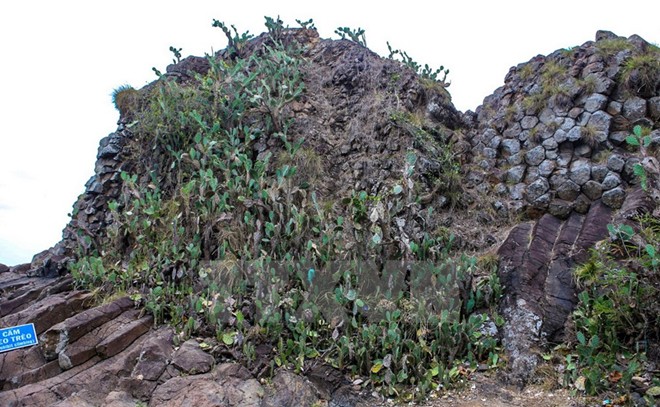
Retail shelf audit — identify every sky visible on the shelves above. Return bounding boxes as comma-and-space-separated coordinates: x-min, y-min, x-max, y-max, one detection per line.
0, 1, 658, 266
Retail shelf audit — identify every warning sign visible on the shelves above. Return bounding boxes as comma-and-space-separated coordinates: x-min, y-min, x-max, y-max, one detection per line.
0, 323, 38, 353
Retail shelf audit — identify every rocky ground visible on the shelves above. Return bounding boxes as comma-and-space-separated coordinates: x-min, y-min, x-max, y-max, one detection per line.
0, 266, 590, 407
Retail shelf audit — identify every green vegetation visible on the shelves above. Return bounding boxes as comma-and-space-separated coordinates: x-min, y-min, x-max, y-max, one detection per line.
71, 17, 498, 401
626, 125, 654, 190
620, 51, 660, 97
562, 215, 659, 399
520, 60, 572, 113
555, 125, 659, 401
387, 42, 450, 86
111, 84, 139, 118
335, 26, 367, 47
595, 37, 633, 56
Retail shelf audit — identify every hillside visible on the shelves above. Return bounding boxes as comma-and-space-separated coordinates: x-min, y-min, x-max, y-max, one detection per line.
1, 21, 658, 406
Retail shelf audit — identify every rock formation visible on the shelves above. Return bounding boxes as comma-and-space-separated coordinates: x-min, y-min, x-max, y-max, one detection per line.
1, 27, 658, 405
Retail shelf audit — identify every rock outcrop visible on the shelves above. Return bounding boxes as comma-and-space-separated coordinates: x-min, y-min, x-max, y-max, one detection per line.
1, 28, 658, 404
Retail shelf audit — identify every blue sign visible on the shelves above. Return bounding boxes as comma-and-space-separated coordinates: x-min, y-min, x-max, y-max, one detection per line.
0, 323, 38, 353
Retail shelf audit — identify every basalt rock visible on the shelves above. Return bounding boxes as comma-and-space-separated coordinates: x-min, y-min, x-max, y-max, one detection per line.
2, 27, 658, 403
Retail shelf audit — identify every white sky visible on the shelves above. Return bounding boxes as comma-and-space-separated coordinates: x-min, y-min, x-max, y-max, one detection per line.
0, 1, 658, 265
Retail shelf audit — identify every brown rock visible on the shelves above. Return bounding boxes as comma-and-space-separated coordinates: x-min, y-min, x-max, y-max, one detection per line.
40, 296, 134, 361
262, 370, 321, 407
171, 339, 215, 374
96, 314, 153, 359
150, 363, 263, 407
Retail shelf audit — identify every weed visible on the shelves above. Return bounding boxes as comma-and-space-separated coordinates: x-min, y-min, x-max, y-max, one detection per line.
578, 74, 599, 94
595, 38, 633, 56
580, 124, 600, 148
518, 63, 535, 80
620, 52, 660, 97
112, 84, 139, 118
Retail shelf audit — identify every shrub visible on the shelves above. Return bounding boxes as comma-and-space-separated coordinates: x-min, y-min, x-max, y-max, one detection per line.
111, 84, 139, 118
620, 52, 660, 97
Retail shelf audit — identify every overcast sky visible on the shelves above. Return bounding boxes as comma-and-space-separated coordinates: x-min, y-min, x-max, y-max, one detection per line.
0, 1, 658, 265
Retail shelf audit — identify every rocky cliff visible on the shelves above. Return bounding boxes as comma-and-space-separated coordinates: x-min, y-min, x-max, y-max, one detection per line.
1, 26, 658, 406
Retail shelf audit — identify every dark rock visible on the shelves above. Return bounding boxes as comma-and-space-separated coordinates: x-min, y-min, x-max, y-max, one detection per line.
548, 199, 574, 218
497, 201, 612, 383
538, 160, 556, 177
602, 187, 626, 209
553, 128, 568, 144
624, 157, 642, 182
582, 180, 603, 200
521, 115, 539, 130
607, 154, 626, 172
596, 30, 619, 41
506, 165, 526, 184
525, 178, 550, 203
591, 164, 608, 182
549, 171, 569, 189
568, 106, 583, 118
525, 146, 546, 166
623, 97, 647, 121
524, 166, 541, 184
574, 144, 592, 157
609, 130, 628, 145
569, 159, 591, 185
649, 96, 660, 120
607, 100, 622, 116
587, 110, 611, 135
566, 126, 583, 142
584, 94, 608, 113
507, 152, 524, 166
561, 117, 576, 131
171, 340, 215, 375
501, 138, 521, 156
488, 135, 502, 150
0, 264, 8, 273
503, 122, 522, 139
165, 56, 210, 79
574, 194, 592, 214
557, 180, 581, 201
541, 137, 558, 150
602, 172, 621, 190
577, 111, 592, 126
510, 183, 527, 201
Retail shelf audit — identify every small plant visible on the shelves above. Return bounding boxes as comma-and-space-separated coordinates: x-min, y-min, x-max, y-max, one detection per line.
580, 124, 600, 148
518, 63, 535, 80
620, 52, 660, 97
625, 125, 653, 190
169, 46, 183, 64
295, 18, 315, 30
578, 74, 599, 94
595, 37, 632, 56
335, 26, 367, 47
212, 19, 254, 58
111, 84, 139, 118
387, 42, 450, 85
